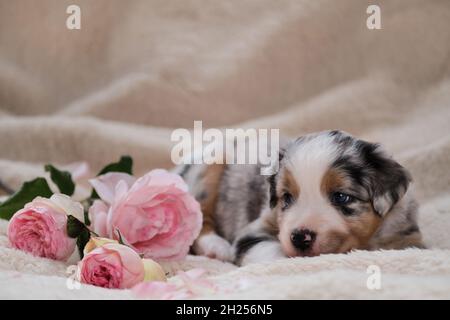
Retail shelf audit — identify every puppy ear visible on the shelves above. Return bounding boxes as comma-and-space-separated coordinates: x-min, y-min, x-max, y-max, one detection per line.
267, 148, 285, 209
363, 143, 412, 216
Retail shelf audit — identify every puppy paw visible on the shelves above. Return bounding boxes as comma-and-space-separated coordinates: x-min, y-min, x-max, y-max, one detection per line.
193, 233, 234, 262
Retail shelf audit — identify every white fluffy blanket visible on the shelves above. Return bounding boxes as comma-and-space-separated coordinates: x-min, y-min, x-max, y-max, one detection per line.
1, 0, 450, 299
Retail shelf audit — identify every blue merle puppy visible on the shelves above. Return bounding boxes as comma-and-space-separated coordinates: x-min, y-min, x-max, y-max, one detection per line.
175, 130, 424, 266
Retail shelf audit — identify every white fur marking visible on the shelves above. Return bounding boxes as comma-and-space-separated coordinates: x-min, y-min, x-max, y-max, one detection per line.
240, 241, 286, 266
193, 233, 233, 262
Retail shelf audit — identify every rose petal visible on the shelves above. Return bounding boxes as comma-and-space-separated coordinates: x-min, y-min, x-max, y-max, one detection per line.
61, 162, 91, 183
50, 193, 85, 222
89, 172, 136, 204
132, 281, 191, 300
88, 200, 109, 237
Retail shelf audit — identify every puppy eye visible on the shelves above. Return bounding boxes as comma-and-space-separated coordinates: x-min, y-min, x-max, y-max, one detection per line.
331, 192, 353, 206
282, 192, 294, 210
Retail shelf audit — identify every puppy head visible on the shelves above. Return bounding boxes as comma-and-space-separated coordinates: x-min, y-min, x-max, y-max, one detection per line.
269, 130, 411, 257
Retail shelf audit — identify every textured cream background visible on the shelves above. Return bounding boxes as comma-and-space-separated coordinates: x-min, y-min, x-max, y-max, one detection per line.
0, 0, 449, 299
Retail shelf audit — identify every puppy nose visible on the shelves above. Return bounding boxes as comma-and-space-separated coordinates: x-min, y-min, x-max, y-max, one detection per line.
291, 229, 316, 251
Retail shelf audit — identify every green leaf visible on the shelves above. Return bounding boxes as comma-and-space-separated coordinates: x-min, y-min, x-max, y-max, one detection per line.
67, 215, 91, 259
45, 164, 75, 196
90, 155, 133, 199
83, 210, 91, 226
76, 228, 91, 259
66, 215, 86, 238
97, 155, 133, 176
79, 199, 92, 226
116, 228, 126, 245
0, 178, 53, 221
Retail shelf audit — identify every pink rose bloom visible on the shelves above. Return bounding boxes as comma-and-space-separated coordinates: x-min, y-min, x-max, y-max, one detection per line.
7, 194, 84, 261
78, 243, 145, 289
89, 170, 202, 261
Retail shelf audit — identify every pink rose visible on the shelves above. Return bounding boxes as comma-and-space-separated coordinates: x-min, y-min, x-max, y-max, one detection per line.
88, 200, 109, 237
7, 194, 84, 261
78, 243, 145, 289
89, 170, 202, 261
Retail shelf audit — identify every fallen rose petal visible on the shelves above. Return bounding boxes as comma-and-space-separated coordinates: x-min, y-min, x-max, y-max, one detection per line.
132, 281, 192, 300
132, 268, 217, 300
175, 269, 217, 296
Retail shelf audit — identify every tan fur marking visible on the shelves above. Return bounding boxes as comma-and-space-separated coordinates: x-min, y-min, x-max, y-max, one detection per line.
345, 210, 382, 248
262, 209, 280, 236
374, 232, 425, 249
279, 168, 300, 198
198, 164, 226, 235
320, 168, 347, 195
321, 168, 382, 250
